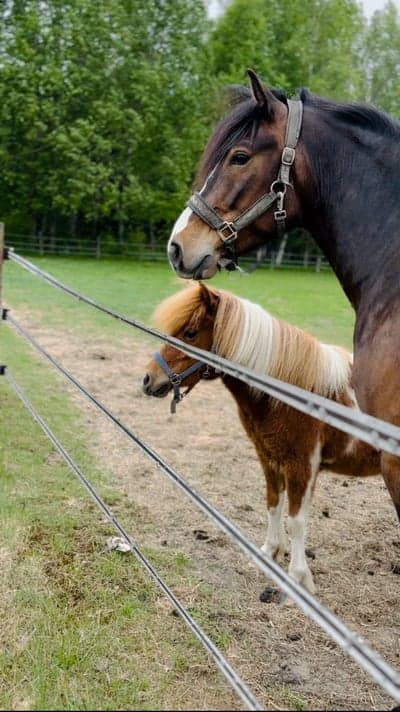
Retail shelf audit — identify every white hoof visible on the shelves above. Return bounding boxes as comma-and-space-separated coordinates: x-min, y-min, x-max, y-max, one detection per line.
289, 564, 315, 594
261, 539, 288, 561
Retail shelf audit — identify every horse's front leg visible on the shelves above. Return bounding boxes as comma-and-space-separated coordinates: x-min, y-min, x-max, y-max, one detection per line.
283, 450, 320, 594
260, 461, 289, 560
353, 314, 400, 523
380, 452, 400, 522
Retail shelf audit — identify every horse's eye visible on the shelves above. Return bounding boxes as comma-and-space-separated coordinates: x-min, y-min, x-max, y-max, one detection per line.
183, 328, 197, 340
230, 152, 250, 166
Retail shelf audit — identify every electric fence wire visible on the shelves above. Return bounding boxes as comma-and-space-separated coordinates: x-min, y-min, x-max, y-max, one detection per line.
2, 367, 265, 712
3, 311, 400, 704
8, 249, 400, 458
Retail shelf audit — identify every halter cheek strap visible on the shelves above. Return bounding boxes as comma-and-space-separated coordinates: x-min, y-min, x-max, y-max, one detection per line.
153, 351, 209, 414
186, 99, 303, 259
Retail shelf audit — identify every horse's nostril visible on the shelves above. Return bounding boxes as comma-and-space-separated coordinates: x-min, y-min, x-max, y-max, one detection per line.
142, 373, 151, 393
168, 241, 182, 266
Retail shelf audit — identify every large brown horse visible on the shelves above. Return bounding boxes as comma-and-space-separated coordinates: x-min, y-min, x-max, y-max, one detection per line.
167, 70, 400, 521
142, 282, 380, 592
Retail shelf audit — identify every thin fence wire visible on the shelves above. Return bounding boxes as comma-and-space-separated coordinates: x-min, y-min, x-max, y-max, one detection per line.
7, 249, 400, 457
2, 368, 264, 712
4, 311, 400, 704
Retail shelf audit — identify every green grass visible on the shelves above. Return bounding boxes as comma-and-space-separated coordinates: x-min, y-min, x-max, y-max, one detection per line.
0, 327, 233, 710
4, 256, 355, 347
0, 255, 356, 709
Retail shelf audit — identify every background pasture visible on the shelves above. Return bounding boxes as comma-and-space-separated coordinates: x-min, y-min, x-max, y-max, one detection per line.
3, 257, 355, 343
3, 258, 398, 711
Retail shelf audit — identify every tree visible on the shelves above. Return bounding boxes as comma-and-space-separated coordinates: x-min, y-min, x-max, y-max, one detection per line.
363, 0, 400, 116
208, 0, 365, 99
0, 0, 213, 244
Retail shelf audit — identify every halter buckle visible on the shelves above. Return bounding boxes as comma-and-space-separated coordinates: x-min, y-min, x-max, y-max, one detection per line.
218, 221, 237, 244
274, 209, 287, 222
281, 146, 295, 165
200, 365, 213, 380
170, 373, 182, 386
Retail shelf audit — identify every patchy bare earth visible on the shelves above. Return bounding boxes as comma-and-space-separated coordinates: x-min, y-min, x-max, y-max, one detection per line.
19, 314, 400, 711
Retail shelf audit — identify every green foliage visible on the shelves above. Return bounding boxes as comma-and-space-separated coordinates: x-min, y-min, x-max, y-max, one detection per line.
0, 0, 212, 238
0, 0, 399, 250
363, 0, 400, 115
208, 0, 365, 98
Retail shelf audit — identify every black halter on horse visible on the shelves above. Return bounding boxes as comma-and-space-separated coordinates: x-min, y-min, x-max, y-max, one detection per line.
186, 98, 303, 269
153, 351, 212, 413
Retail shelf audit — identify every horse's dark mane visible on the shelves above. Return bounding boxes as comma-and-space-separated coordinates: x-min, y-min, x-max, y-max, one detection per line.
300, 88, 400, 137
196, 83, 400, 187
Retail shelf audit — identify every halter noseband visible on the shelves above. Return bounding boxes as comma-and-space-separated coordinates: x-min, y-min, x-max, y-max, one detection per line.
153, 351, 212, 414
186, 99, 303, 267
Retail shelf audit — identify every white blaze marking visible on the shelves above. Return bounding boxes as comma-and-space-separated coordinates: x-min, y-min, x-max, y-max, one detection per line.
170, 206, 192, 241
168, 165, 218, 246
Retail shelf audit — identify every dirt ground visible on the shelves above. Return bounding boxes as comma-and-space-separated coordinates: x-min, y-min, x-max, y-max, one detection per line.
22, 317, 400, 711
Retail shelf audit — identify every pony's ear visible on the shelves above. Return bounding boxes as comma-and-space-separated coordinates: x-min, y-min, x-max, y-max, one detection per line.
247, 68, 279, 120
198, 282, 220, 314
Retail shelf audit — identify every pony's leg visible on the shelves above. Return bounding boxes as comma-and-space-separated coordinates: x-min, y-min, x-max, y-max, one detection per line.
261, 491, 288, 560
284, 449, 320, 593
260, 463, 288, 559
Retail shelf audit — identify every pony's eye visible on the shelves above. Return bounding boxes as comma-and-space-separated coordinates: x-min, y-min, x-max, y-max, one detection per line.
230, 151, 250, 166
183, 328, 197, 340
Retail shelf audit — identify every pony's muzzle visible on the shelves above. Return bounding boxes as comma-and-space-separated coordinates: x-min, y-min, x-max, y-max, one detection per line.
142, 373, 170, 398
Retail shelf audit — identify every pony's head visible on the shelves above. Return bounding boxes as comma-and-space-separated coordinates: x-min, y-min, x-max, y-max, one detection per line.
168, 69, 304, 279
142, 283, 221, 406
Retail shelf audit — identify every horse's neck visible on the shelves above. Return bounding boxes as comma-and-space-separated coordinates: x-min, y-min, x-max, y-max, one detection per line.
300, 111, 400, 309
221, 373, 272, 417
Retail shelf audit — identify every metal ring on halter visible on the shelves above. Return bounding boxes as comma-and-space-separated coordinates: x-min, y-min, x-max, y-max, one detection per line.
270, 180, 288, 195
217, 221, 238, 244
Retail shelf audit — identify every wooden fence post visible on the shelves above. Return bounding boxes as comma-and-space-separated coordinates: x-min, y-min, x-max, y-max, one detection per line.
0, 222, 7, 375
0, 222, 4, 317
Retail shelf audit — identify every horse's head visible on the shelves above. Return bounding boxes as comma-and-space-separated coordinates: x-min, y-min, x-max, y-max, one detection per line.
168, 69, 304, 279
142, 283, 220, 409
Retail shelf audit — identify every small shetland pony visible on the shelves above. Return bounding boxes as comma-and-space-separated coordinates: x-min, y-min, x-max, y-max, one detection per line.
142, 283, 380, 592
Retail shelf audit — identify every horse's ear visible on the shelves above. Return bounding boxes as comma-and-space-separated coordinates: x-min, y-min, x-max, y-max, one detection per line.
247, 68, 278, 119
198, 282, 219, 314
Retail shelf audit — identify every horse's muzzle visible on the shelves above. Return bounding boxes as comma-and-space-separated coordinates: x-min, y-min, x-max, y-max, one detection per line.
168, 242, 216, 279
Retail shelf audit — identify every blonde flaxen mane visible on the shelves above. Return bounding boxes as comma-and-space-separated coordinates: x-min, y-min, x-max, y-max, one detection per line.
152, 282, 211, 335
153, 283, 351, 399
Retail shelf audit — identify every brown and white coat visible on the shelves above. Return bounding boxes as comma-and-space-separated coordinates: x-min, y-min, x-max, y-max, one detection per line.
143, 283, 380, 592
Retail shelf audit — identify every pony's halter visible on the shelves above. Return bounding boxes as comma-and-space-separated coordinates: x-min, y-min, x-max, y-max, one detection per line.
186, 99, 303, 266
153, 351, 212, 414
